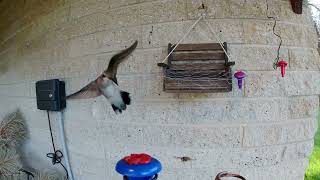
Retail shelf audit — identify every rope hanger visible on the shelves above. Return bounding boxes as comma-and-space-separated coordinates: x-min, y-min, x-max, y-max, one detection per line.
157, 11, 233, 67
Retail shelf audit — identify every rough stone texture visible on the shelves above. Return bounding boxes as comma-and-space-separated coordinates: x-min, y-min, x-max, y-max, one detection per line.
0, 0, 319, 180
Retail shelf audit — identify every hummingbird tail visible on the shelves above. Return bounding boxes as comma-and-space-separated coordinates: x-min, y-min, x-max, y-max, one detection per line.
120, 91, 131, 105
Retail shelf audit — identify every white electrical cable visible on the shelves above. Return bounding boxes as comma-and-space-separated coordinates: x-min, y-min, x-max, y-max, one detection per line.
58, 111, 75, 180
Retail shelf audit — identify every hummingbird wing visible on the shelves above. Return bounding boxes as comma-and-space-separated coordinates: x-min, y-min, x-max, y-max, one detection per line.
66, 78, 102, 99
103, 40, 138, 84
66, 41, 138, 100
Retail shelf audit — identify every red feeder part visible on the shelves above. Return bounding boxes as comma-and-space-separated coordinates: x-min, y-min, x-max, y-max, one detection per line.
277, 60, 288, 77
124, 153, 152, 165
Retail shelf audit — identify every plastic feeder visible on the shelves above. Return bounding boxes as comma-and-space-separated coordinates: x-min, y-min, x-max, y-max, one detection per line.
116, 153, 162, 180
277, 60, 288, 77
234, 71, 246, 89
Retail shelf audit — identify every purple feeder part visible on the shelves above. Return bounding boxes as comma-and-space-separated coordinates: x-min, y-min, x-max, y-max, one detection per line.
234, 71, 246, 90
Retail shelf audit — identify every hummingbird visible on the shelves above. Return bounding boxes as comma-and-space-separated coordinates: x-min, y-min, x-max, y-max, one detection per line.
66, 40, 138, 114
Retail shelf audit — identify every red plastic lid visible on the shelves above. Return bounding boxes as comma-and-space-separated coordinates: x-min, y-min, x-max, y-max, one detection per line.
124, 153, 152, 165
278, 60, 288, 66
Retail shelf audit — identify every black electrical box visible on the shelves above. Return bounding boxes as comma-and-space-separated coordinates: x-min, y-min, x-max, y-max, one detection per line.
36, 79, 66, 111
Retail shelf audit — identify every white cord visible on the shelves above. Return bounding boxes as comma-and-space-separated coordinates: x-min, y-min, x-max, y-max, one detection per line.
203, 18, 232, 61
58, 111, 75, 180
161, 15, 204, 64
160, 13, 234, 64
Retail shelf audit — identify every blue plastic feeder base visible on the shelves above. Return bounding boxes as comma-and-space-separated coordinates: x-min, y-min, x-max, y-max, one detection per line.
116, 155, 161, 180
124, 174, 158, 180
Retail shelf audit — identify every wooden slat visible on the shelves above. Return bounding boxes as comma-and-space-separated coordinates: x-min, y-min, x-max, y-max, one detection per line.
165, 79, 231, 85
164, 78, 231, 88
172, 52, 225, 61
169, 63, 226, 71
166, 70, 230, 78
173, 43, 223, 51
164, 89, 231, 93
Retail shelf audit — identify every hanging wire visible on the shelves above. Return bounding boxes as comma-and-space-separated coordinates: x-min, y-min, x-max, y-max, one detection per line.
46, 111, 69, 180
19, 169, 34, 180
266, 0, 283, 69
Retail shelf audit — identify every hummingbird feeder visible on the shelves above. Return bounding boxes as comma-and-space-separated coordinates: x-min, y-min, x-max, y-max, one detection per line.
234, 71, 246, 90
116, 153, 162, 180
277, 60, 288, 77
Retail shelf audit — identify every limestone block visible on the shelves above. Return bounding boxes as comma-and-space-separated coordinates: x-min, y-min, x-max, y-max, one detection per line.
69, 27, 142, 57
68, 155, 107, 178
109, 0, 139, 8
90, 95, 288, 124
98, 122, 241, 148
243, 20, 308, 47
70, 1, 109, 19
289, 48, 320, 70
282, 140, 314, 160
243, 118, 316, 147
267, 0, 314, 25
99, 5, 141, 30
187, 0, 267, 20
144, 125, 241, 148
30, 7, 69, 39
140, 0, 187, 25
229, 45, 289, 71
65, 122, 106, 158
0, 83, 31, 97
0, 48, 16, 76
240, 159, 309, 180
245, 71, 320, 97
102, 123, 145, 146
244, 71, 285, 97
64, 13, 101, 38
75, 171, 107, 180
142, 19, 244, 48
289, 96, 319, 119
284, 71, 320, 96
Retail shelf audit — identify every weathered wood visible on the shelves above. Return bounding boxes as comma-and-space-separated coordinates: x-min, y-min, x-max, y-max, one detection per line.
172, 52, 225, 61
164, 89, 230, 93
165, 79, 230, 87
169, 63, 227, 71
290, 0, 303, 14
164, 78, 232, 92
172, 43, 223, 51
166, 70, 230, 78
162, 42, 234, 93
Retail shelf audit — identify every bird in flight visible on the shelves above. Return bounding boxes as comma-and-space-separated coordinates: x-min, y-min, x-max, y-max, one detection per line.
66, 41, 138, 114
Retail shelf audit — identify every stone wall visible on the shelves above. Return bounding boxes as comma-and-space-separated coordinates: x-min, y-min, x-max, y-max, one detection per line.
0, 0, 319, 179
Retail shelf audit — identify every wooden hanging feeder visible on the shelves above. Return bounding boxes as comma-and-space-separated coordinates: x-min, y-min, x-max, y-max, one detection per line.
160, 43, 235, 93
